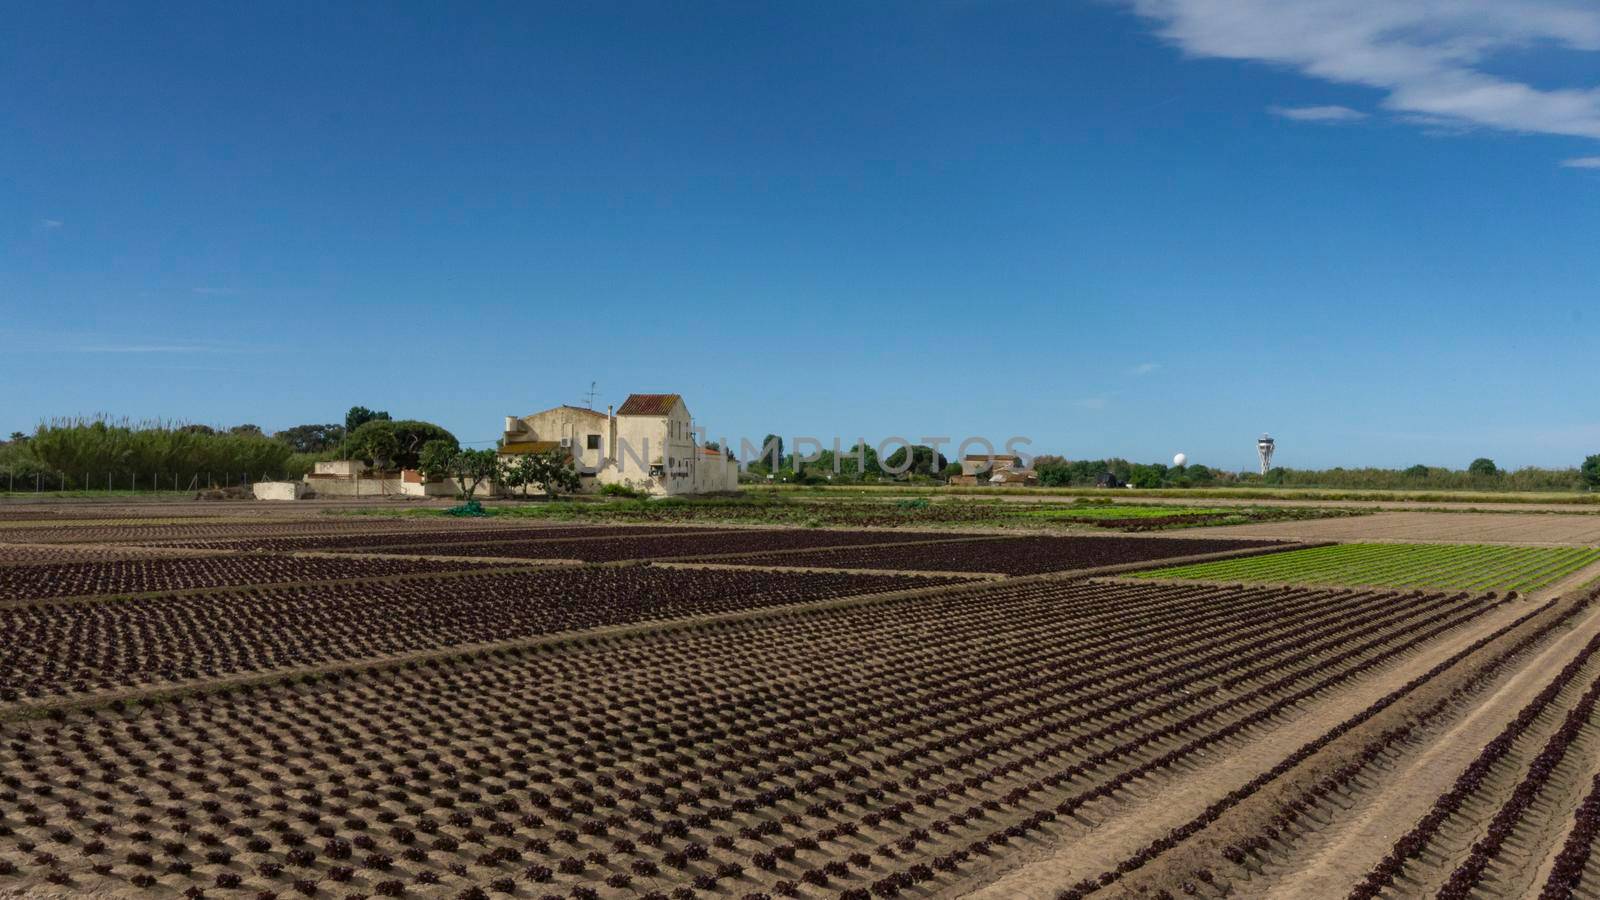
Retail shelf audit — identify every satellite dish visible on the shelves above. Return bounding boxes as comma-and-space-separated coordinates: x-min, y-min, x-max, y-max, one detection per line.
1173, 453, 1187, 467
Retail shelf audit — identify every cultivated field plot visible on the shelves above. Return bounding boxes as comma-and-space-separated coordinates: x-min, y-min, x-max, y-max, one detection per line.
1135, 542, 1600, 593
0, 543, 225, 566
0, 577, 1513, 898
0, 554, 519, 601
336, 529, 976, 563
0, 517, 547, 545
1202, 510, 1600, 546
700, 534, 1283, 575
160, 524, 729, 553
0, 566, 962, 701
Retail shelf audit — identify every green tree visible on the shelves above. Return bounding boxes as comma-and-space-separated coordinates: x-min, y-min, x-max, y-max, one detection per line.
420, 446, 500, 499
882, 445, 948, 477
1129, 463, 1167, 489
275, 423, 345, 454
7, 431, 27, 444
345, 406, 391, 433
347, 419, 454, 469
759, 434, 783, 470
385, 420, 458, 469
1582, 454, 1600, 489
941, 462, 962, 480
417, 440, 458, 482
501, 449, 580, 499
356, 421, 399, 469
1468, 457, 1500, 477
1404, 464, 1430, 478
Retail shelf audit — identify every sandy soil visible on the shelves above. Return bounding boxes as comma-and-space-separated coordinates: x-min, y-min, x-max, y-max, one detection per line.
960, 595, 1551, 899
1263, 597, 1600, 898
1200, 511, 1600, 546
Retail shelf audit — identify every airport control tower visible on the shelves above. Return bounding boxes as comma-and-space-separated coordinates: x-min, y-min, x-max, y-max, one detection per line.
1257, 434, 1276, 475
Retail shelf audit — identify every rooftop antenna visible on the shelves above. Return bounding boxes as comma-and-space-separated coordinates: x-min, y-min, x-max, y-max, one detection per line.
579, 381, 599, 409
1257, 433, 1276, 475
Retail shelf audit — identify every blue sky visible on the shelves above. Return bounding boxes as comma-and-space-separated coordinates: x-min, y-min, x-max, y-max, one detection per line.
4, 1, 1598, 471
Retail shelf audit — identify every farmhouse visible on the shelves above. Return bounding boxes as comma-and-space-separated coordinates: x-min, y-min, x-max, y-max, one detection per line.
950, 453, 1037, 486
500, 393, 738, 496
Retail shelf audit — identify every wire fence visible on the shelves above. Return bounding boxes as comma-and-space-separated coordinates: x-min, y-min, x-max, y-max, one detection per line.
0, 470, 291, 494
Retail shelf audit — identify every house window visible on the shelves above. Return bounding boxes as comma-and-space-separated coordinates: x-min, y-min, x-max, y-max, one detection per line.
586, 434, 600, 450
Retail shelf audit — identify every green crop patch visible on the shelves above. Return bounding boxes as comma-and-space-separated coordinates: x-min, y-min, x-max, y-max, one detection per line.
1132, 542, 1600, 594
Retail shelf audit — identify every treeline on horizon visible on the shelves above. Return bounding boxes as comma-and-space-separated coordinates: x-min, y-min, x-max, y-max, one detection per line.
1032, 456, 1598, 492
1, 417, 1597, 492
0, 409, 458, 489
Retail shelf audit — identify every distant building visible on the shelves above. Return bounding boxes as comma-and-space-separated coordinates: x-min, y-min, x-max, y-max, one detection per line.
950, 454, 1036, 487
1096, 472, 1124, 488
499, 393, 738, 496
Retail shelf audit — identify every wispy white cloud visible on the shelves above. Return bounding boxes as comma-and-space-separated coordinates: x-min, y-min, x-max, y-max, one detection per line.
1561, 156, 1600, 168
1122, 0, 1600, 142
1270, 104, 1368, 122
1129, 362, 1162, 376
1075, 396, 1111, 410
38, 218, 63, 230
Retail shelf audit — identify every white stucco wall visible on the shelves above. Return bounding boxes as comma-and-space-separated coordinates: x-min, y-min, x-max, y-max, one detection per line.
253, 481, 308, 501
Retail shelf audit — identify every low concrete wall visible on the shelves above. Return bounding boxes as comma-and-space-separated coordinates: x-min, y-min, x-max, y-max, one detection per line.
253, 481, 308, 501
304, 477, 406, 498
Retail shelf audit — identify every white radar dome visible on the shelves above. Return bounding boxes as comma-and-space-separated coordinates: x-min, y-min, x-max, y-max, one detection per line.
1173, 453, 1187, 467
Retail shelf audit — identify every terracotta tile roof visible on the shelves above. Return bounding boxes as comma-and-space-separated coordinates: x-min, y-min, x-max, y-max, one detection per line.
963, 454, 1020, 462
616, 393, 684, 416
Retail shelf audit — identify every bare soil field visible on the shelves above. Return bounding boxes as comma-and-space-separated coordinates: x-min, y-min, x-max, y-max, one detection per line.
4, 504, 1600, 899
1202, 510, 1600, 546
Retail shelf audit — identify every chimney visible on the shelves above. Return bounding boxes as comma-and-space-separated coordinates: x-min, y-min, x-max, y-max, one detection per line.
607, 405, 616, 463
503, 416, 518, 434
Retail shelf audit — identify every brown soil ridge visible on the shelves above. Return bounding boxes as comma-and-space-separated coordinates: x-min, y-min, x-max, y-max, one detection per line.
1262, 599, 1600, 899
959, 592, 1560, 900
1080, 585, 1600, 899
966, 566, 1600, 899
0, 565, 1035, 722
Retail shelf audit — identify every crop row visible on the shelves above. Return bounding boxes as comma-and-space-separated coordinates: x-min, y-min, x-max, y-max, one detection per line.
1540, 769, 1600, 898
1352, 623, 1600, 898
701, 535, 1283, 576
0, 545, 220, 567
1136, 542, 1600, 594
0, 518, 525, 545
0, 578, 1503, 897
1050, 589, 1586, 899
327, 529, 980, 564
162, 525, 724, 553
0, 555, 515, 602
1436, 651, 1600, 898
0, 566, 961, 701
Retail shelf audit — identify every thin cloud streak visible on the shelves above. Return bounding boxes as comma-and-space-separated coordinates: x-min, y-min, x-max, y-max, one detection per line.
1123, 0, 1600, 143
1561, 156, 1600, 168
1270, 104, 1367, 122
